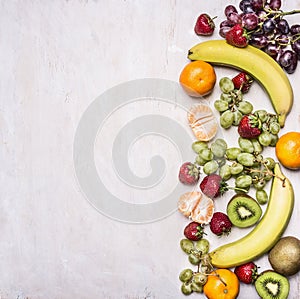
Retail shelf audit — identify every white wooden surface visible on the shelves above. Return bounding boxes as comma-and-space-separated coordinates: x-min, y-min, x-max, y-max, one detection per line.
1, 0, 299, 298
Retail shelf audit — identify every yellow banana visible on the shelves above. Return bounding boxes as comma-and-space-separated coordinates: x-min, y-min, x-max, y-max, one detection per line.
209, 163, 294, 268
188, 40, 293, 127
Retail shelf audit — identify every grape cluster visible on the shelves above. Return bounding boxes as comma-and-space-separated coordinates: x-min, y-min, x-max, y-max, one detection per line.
214, 77, 253, 129
219, 0, 300, 73
214, 76, 282, 146
179, 238, 211, 294
192, 138, 276, 204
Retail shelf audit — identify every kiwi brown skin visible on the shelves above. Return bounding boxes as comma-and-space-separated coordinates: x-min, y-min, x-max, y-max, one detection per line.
268, 236, 300, 276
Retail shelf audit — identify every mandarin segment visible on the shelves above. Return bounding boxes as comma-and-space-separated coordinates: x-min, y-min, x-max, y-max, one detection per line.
188, 104, 218, 141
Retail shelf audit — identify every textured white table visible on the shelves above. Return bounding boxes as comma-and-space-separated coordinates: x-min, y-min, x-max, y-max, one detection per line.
1, 1, 299, 298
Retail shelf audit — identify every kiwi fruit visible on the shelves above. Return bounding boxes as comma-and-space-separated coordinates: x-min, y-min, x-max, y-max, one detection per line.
255, 270, 289, 299
268, 236, 300, 276
227, 194, 262, 228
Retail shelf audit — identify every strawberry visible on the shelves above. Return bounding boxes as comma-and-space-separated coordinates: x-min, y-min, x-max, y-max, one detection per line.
194, 13, 215, 36
234, 262, 259, 284
232, 72, 253, 93
226, 24, 249, 48
184, 221, 206, 241
199, 174, 228, 199
209, 212, 232, 236
178, 162, 200, 185
238, 114, 262, 139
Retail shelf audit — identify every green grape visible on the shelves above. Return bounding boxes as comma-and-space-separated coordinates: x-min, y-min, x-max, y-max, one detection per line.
179, 269, 194, 282
237, 153, 255, 167
188, 253, 201, 265
251, 138, 263, 154
219, 77, 235, 93
191, 281, 203, 293
264, 172, 273, 181
214, 138, 228, 149
193, 273, 208, 286
203, 160, 219, 175
226, 147, 242, 160
199, 148, 213, 161
232, 110, 243, 126
235, 175, 252, 188
220, 92, 233, 103
253, 179, 266, 190
214, 100, 229, 112
219, 164, 232, 181
194, 239, 210, 254
230, 162, 244, 175
192, 141, 208, 154
269, 122, 281, 135
237, 101, 253, 115
195, 155, 207, 166
180, 239, 194, 254
220, 110, 234, 129
264, 157, 276, 170
255, 110, 268, 122
211, 143, 226, 158
258, 132, 272, 146
256, 189, 268, 205
238, 137, 254, 153
269, 133, 279, 147
181, 282, 193, 295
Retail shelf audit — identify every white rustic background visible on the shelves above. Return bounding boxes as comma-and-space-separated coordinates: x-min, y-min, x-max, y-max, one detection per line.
1, 0, 299, 298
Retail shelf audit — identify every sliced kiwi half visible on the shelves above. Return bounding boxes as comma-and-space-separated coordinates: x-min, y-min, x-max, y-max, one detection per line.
255, 270, 290, 299
227, 194, 262, 228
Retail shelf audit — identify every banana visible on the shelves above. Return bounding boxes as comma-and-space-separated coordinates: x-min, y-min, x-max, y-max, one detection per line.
188, 40, 293, 127
209, 163, 294, 268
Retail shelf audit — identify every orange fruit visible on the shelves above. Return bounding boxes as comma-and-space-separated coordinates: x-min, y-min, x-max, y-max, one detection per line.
275, 132, 300, 170
187, 104, 218, 141
179, 60, 216, 97
203, 269, 240, 299
177, 191, 215, 224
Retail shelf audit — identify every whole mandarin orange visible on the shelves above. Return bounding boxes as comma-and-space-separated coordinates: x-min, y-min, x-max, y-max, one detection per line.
179, 60, 216, 97
275, 132, 300, 170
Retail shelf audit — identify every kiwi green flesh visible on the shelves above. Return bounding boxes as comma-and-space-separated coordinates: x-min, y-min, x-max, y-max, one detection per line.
255, 271, 289, 299
227, 194, 262, 228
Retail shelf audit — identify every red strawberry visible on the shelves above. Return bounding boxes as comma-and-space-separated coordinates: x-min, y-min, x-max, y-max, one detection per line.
209, 212, 232, 236
194, 13, 215, 36
234, 262, 259, 284
178, 162, 200, 185
199, 174, 228, 199
232, 72, 253, 93
184, 221, 206, 241
238, 114, 262, 139
226, 24, 249, 48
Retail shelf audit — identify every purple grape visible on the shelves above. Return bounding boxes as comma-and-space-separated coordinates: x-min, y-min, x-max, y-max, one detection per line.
265, 43, 280, 56
250, 0, 265, 11
250, 35, 269, 48
263, 19, 276, 33
279, 50, 298, 74
278, 50, 294, 67
291, 40, 300, 59
290, 24, 300, 35
242, 13, 259, 30
269, 0, 281, 10
257, 10, 268, 22
219, 26, 232, 38
225, 5, 238, 17
275, 34, 290, 47
239, 0, 252, 11
277, 19, 290, 34
220, 20, 232, 28
227, 12, 242, 25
